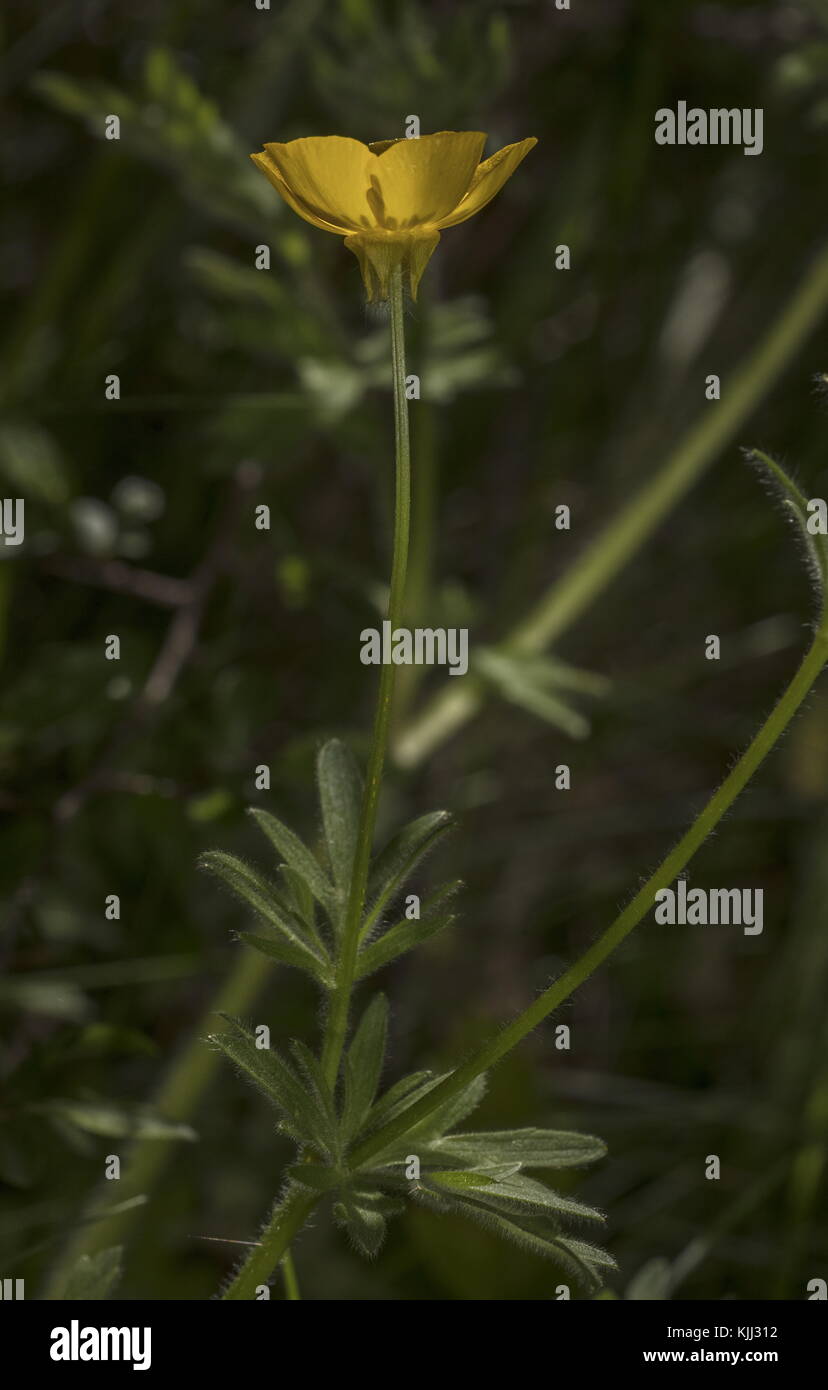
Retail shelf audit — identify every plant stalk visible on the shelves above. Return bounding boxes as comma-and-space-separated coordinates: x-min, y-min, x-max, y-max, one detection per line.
222, 1188, 319, 1301
349, 624, 828, 1169
321, 263, 411, 1088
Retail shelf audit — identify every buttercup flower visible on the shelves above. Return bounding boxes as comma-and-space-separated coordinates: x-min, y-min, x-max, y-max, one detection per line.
250, 130, 537, 302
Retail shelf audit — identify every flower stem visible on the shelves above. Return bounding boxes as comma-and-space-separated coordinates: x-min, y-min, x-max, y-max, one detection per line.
320, 264, 412, 1088
222, 1188, 319, 1301
281, 1248, 301, 1301
349, 624, 828, 1170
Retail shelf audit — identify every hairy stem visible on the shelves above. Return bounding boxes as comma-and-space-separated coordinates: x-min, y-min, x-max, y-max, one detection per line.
222, 1188, 319, 1301
321, 264, 411, 1087
349, 625, 828, 1169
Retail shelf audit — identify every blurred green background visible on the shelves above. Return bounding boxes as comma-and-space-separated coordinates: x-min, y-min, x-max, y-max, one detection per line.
3, 0, 828, 1300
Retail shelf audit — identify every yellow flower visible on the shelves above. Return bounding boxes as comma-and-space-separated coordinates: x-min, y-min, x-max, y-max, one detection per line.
250, 130, 537, 302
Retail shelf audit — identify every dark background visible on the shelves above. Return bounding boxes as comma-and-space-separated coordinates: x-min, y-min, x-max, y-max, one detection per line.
2, 0, 828, 1300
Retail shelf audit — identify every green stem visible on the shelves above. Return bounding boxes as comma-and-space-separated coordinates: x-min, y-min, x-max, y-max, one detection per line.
321, 262, 411, 1089
349, 625, 828, 1170
393, 238, 828, 768
281, 1248, 301, 1301
222, 1189, 319, 1301
44, 239, 828, 1289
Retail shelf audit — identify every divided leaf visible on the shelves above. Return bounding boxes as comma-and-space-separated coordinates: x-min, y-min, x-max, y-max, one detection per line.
208, 1015, 332, 1155
248, 808, 336, 916
201, 850, 332, 984
409, 1183, 614, 1294
475, 648, 600, 740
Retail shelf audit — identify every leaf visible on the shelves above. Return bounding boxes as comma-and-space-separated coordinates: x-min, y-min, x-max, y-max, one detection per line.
427, 1127, 607, 1170
365, 1074, 488, 1161
475, 648, 591, 738
60, 1247, 123, 1301
426, 1169, 605, 1225
334, 1191, 386, 1258
341, 995, 388, 1145
32, 1100, 196, 1142
363, 811, 454, 935
746, 448, 828, 599
402, 1074, 488, 1145
239, 932, 334, 986
317, 739, 363, 897
289, 1040, 339, 1152
280, 865, 316, 930
409, 1184, 614, 1293
200, 850, 329, 966
248, 808, 336, 915
208, 1015, 330, 1154
355, 1069, 435, 1141
355, 882, 461, 979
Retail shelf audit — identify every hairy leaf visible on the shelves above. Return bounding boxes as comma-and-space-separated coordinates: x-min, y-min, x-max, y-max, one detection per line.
409, 1184, 614, 1293
341, 995, 388, 1145
356, 881, 461, 979
355, 1069, 435, 1142
426, 1169, 605, 1224
200, 850, 325, 958
747, 448, 828, 599
334, 1191, 386, 1258
239, 932, 334, 987
363, 811, 454, 935
427, 1127, 607, 1170
317, 739, 363, 898
289, 1041, 339, 1152
208, 1015, 330, 1154
248, 808, 336, 915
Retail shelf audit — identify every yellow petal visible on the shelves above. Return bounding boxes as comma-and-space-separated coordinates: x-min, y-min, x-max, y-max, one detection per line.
262, 136, 375, 233
250, 152, 351, 234
436, 137, 538, 229
371, 131, 486, 229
